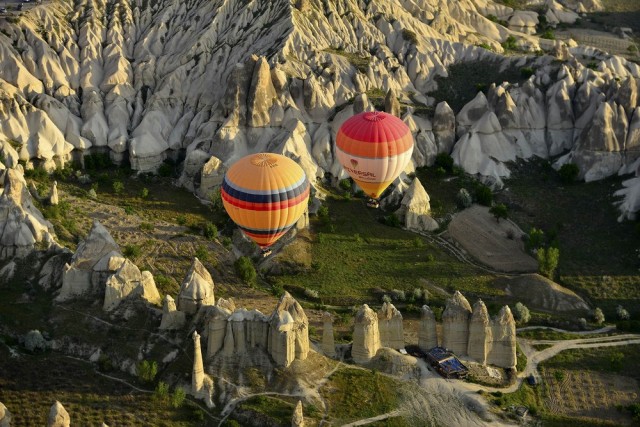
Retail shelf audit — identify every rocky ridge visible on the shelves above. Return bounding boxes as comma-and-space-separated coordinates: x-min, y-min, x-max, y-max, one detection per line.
0, 0, 636, 218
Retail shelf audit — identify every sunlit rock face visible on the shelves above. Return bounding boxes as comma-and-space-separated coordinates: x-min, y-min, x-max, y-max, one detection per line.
0, 0, 637, 218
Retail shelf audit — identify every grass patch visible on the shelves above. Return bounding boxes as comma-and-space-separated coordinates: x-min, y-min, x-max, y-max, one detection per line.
320, 368, 401, 423
541, 345, 640, 379
496, 159, 640, 317
272, 197, 497, 306
323, 47, 370, 73
517, 329, 617, 341
238, 395, 295, 425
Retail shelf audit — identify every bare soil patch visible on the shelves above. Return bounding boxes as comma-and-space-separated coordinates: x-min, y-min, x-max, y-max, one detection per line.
446, 205, 537, 273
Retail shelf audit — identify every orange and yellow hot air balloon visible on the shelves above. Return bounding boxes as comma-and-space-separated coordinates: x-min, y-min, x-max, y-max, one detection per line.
336, 111, 414, 200
221, 153, 310, 249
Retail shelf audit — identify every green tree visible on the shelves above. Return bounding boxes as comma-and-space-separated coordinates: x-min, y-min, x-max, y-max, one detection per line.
140, 187, 149, 198
339, 179, 352, 192
435, 153, 454, 173
171, 387, 186, 408
513, 302, 531, 324
234, 256, 257, 284
537, 247, 560, 279
112, 180, 125, 195
526, 227, 545, 252
474, 184, 493, 206
154, 381, 169, 403
203, 222, 218, 240
593, 307, 605, 325
137, 360, 158, 383
489, 203, 508, 223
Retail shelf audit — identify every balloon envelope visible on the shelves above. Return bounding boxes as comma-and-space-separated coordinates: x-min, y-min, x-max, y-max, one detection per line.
336, 111, 414, 199
221, 153, 310, 248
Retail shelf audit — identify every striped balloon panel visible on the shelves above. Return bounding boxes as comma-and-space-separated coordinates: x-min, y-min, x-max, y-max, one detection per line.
221, 153, 310, 248
336, 111, 414, 198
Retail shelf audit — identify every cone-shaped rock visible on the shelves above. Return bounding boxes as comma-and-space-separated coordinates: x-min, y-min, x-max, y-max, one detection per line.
487, 306, 517, 369
268, 292, 309, 367
352, 304, 381, 364
47, 401, 70, 427
291, 400, 304, 427
467, 300, 491, 365
322, 312, 336, 357
160, 295, 186, 330
442, 291, 472, 355
394, 178, 438, 232
418, 305, 438, 351
377, 302, 404, 349
178, 257, 215, 314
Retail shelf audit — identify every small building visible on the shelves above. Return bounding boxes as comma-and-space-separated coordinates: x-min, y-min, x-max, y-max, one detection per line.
425, 347, 469, 379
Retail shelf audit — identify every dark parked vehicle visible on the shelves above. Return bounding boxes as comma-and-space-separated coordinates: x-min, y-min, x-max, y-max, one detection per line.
0, 7, 6, 12
527, 375, 537, 386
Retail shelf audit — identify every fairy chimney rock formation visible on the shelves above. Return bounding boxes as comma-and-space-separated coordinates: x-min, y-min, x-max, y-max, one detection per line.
385, 88, 401, 117
487, 306, 517, 369
442, 291, 472, 355
292, 400, 305, 427
352, 304, 381, 364
103, 259, 161, 311
0, 402, 12, 427
177, 257, 215, 314
56, 221, 123, 301
192, 331, 205, 394
377, 302, 404, 349
49, 181, 59, 206
322, 311, 336, 358
205, 298, 237, 356
159, 295, 186, 330
395, 178, 439, 232
0, 167, 55, 259
418, 305, 438, 351
47, 401, 70, 427
467, 300, 491, 365
268, 292, 309, 367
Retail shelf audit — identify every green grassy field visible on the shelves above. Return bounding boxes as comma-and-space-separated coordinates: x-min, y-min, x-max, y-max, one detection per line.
271, 195, 497, 307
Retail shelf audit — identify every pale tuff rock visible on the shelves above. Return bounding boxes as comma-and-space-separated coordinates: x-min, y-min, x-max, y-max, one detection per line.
394, 178, 438, 232
508, 11, 538, 35
192, 331, 214, 407
56, 221, 123, 302
442, 291, 472, 355
467, 300, 491, 365
197, 156, 227, 200
205, 294, 307, 368
159, 295, 186, 330
544, 0, 579, 26
0, 168, 55, 259
487, 306, 517, 369
192, 331, 204, 394
418, 305, 438, 352
352, 304, 381, 364
384, 89, 401, 117
292, 400, 304, 427
177, 258, 215, 314
433, 101, 456, 154
321, 311, 336, 358
456, 92, 489, 138
47, 401, 70, 427
49, 181, 59, 206
615, 177, 640, 221
269, 292, 309, 367
178, 149, 212, 193
103, 259, 161, 311
247, 56, 277, 128
377, 302, 404, 349
0, 402, 11, 427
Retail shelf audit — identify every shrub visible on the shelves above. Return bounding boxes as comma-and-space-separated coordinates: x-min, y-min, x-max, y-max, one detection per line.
401, 28, 418, 44
203, 222, 218, 240
540, 29, 555, 40
381, 294, 392, 304
171, 387, 186, 408
474, 184, 493, 206
234, 256, 257, 284
435, 152, 454, 173
380, 213, 401, 227
123, 244, 142, 258
139, 222, 154, 232
138, 360, 158, 383
489, 203, 508, 223
304, 288, 319, 299
390, 289, 406, 302
558, 163, 579, 184
628, 44, 638, 53
592, 307, 605, 325
501, 35, 517, 51
317, 205, 330, 225
176, 215, 187, 225
140, 187, 149, 198
124, 205, 135, 215
520, 67, 534, 78
24, 330, 47, 352
154, 381, 169, 402
616, 305, 630, 320
526, 227, 545, 252
339, 179, 352, 192
158, 162, 174, 177
112, 180, 124, 194
537, 247, 559, 279
513, 302, 531, 324
456, 188, 472, 209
